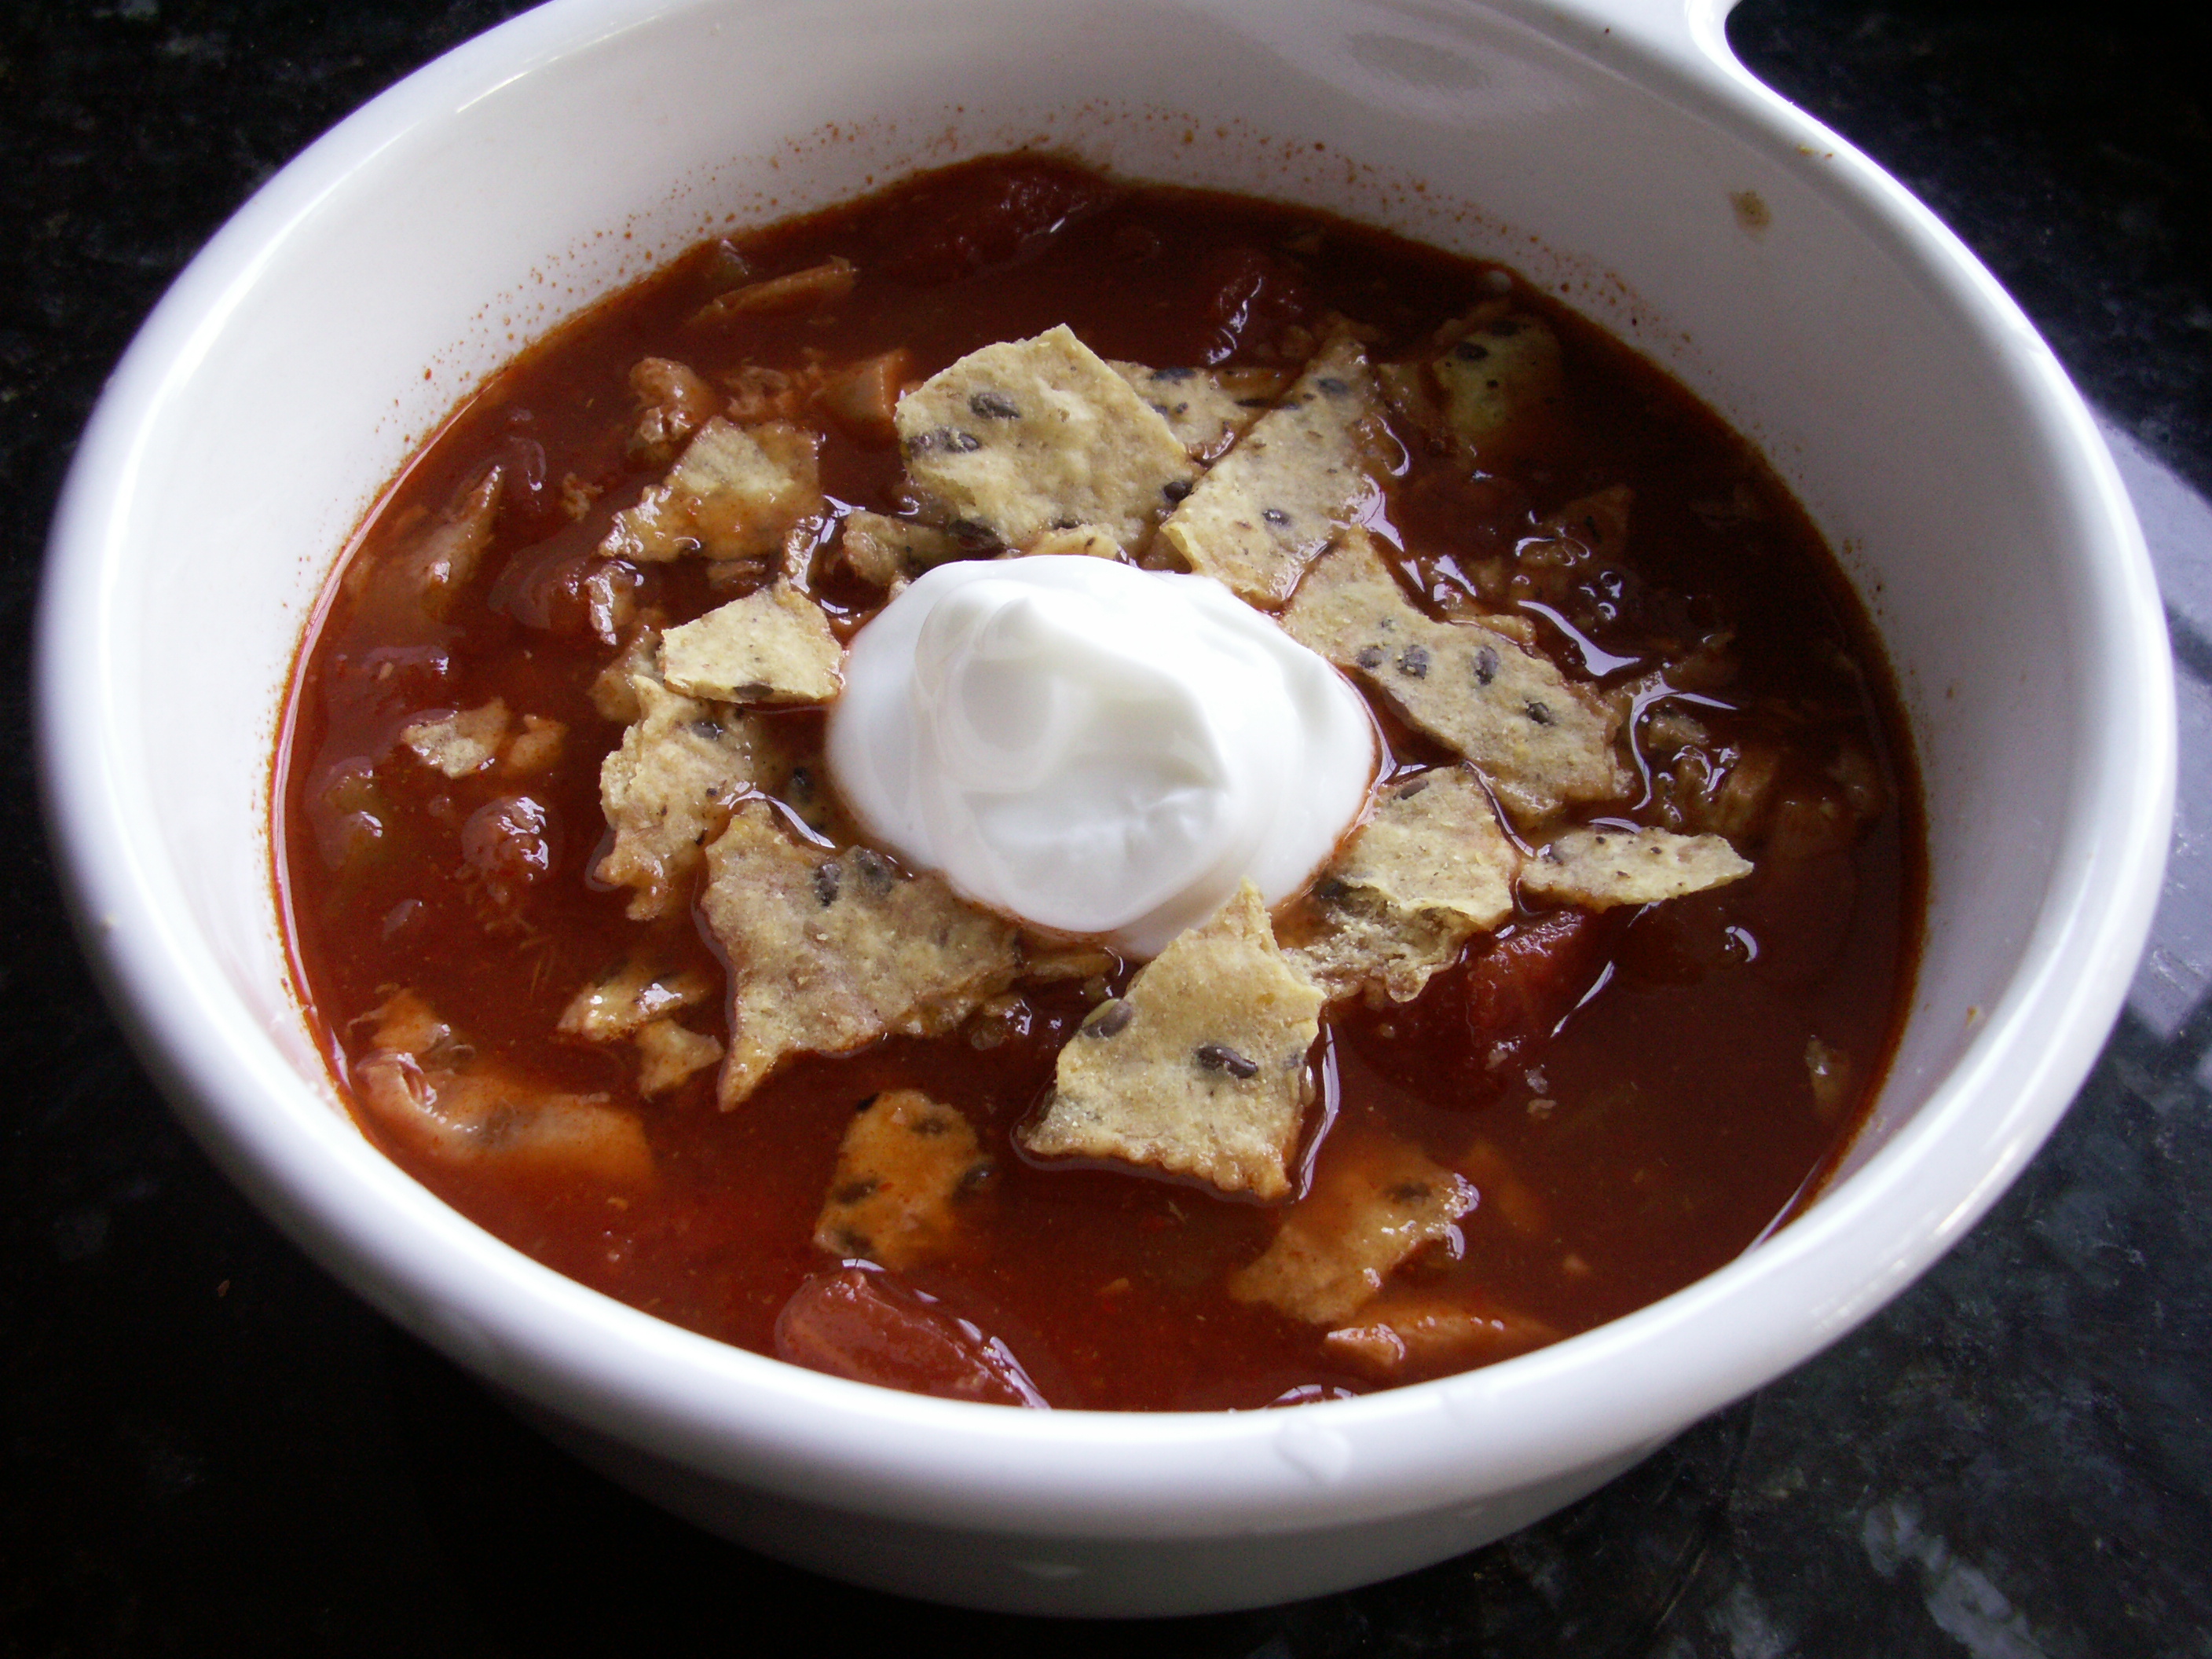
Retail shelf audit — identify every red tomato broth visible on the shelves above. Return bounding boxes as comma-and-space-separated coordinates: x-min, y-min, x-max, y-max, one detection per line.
276, 155, 1922, 1412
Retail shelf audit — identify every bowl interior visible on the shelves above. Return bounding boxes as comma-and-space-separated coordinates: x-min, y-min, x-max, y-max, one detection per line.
41, 0, 2168, 1606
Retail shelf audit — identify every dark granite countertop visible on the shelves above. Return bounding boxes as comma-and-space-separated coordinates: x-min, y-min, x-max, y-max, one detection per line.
5, 2, 2207, 1652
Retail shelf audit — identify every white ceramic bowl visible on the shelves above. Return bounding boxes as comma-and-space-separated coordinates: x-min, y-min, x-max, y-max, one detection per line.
38, 0, 2172, 1617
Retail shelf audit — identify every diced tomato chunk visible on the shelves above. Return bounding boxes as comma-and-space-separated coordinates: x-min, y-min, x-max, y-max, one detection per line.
1459, 910, 1614, 1065
873, 161, 1117, 286
1191, 245, 1313, 364
1361, 909, 1624, 1102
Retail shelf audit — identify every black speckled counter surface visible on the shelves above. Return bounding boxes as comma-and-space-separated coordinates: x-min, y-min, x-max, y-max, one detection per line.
5, 3, 2208, 1653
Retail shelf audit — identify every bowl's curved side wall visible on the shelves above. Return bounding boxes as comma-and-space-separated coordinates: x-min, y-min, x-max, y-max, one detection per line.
522, 1396, 1652, 1615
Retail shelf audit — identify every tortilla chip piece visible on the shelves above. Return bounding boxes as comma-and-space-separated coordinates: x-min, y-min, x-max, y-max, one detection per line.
351, 991, 651, 1185
1227, 1135, 1475, 1324
692, 255, 856, 324
503, 714, 566, 775
658, 583, 843, 705
1110, 362, 1290, 463
402, 701, 563, 778
557, 957, 716, 1042
1284, 529, 1630, 823
589, 624, 663, 723
701, 804, 1021, 1107
1019, 883, 1324, 1200
1323, 1290, 1559, 1380
600, 417, 821, 563
1022, 523, 1124, 560
1288, 767, 1520, 1005
1158, 329, 1382, 606
1432, 310, 1566, 456
1021, 940, 1119, 983
401, 699, 510, 778
812, 1090, 994, 1270
838, 511, 965, 587
595, 675, 778, 919
895, 325, 1197, 550
634, 1020, 723, 1096
1520, 826, 1752, 909
556, 957, 725, 1097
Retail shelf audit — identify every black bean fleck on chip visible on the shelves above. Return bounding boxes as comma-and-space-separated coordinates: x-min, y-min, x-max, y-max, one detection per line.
1195, 1042, 1260, 1079
958, 1160, 997, 1193
788, 766, 815, 800
969, 390, 1021, 419
932, 428, 982, 453
1397, 645, 1430, 679
1474, 645, 1500, 686
833, 1179, 879, 1203
1153, 366, 1196, 383
1262, 507, 1290, 526
1394, 775, 1430, 800
1315, 876, 1351, 903
1163, 479, 1192, 504
1452, 341, 1491, 363
1355, 645, 1384, 671
811, 862, 842, 906
1387, 1181, 1433, 1203
1525, 699, 1554, 725
1315, 376, 1350, 396
910, 1115, 950, 1137
1082, 998, 1135, 1039
690, 716, 725, 739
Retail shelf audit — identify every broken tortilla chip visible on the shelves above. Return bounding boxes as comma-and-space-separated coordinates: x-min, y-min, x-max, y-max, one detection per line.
1110, 361, 1289, 463
600, 417, 822, 563
658, 582, 844, 705
895, 325, 1196, 551
1158, 328, 1382, 606
1287, 767, 1520, 1005
1283, 529, 1629, 824
1020, 882, 1324, 1200
595, 675, 779, 920
701, 804, 1021, 1107
812, 1090, 994, 1270
1228, 1133, 1475, 1324
1519, 825, 1752, 909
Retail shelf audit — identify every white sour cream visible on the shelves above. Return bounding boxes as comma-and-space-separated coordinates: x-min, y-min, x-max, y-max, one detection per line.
826, 555, 1376, 955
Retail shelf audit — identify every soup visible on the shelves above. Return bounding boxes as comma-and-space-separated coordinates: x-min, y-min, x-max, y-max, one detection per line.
277, 155, 1919, 1411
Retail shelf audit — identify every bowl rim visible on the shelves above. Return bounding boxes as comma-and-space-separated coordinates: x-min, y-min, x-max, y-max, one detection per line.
35, 0, 2174, 1540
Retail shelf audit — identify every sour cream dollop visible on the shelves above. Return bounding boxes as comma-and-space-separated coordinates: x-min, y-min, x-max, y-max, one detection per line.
827, 555, 1377, 956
